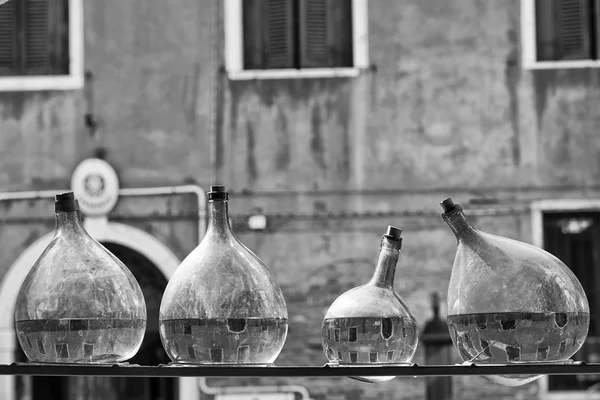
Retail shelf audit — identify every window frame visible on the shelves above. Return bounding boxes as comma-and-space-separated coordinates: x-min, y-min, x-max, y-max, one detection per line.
0, 0, 84, 92
224, 0, 369, 80
531, 199, 600, 400
521, 0, 600, 69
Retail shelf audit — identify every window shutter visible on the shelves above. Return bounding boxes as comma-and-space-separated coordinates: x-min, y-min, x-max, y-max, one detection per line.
243, 0, 267, 70
47, 0, 69, 74
299, 0, 353, 68
556, 0, 592, 60
0, 1, 17, 75
325, 0, 353, 67
535, 0, 559, 61
595, 0, 600, 58
299, 0, 328, 68
265, 0, 295, 68
24, 0, 50, 74
243, 0, 295, 70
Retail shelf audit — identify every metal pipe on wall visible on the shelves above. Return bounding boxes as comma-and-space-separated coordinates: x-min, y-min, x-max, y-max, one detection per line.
208, 0, 221, 185
198, 377, 313, 400
0, 185, 207, 238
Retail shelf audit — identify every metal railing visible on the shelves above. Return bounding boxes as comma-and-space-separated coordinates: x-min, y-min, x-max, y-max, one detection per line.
2, 362, 600, 378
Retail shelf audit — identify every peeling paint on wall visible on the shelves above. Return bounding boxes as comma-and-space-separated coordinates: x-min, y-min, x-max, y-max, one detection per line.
532, 70, 556, 132
275, 108, 290, 171
310, 105, 327, 171
505, 28, 521, 166
245, 120, 257, 181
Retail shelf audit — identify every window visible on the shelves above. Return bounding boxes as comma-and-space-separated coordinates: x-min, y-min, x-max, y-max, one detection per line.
531, 199, 600, 399
522, 0, 600, 69
542, 211, 600, 395
0, 0, 83, 91
225, 0, 369, 80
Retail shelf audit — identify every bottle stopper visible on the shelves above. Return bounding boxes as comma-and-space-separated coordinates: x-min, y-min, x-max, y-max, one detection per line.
55, 192, 80, 212
439, 198, 456, 213
207, 185, 229, 201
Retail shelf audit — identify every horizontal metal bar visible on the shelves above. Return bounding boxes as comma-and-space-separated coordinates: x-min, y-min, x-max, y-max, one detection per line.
2, 363, 600, 378
228, 184, 600, 197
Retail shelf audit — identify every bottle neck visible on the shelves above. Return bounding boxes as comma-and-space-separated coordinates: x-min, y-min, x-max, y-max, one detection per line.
442, 206, 513, 268
442, 207, 479, 245
369, 238, 400, 288
207, 199, 234, 238
55, 210, 86, 236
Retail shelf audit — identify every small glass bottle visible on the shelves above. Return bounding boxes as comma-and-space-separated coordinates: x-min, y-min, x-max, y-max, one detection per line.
321, 226, 418, 383
159, 185, 288, 365
440, 198, 589, 386
14, 192, 147, 363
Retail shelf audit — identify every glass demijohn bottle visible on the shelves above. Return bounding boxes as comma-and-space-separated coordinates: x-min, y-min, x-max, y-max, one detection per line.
159, 185, 288, 365
440, 198, 589, 386
321, 226, 418, 383
14, 192, 147, 363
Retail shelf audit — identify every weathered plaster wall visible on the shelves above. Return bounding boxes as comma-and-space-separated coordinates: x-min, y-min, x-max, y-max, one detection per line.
0, 0, 214, 190
1, 0, 599, 398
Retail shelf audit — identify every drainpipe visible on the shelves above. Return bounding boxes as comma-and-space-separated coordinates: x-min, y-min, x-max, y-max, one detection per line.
208, 0, 220, 184
198, 377, 313, 400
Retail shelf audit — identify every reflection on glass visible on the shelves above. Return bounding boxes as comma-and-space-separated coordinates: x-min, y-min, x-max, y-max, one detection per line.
15, 192, 147, 363
440, 198, 590, 386
159, 186, 288, 365
322, 226, 418, 383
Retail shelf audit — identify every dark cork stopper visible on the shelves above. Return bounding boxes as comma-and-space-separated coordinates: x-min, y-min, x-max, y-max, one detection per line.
207, 185, 229, 201
382, 225, 403, 249
439, 197, 457, 213
385, 226, 402, 240
55, 192, 80, 212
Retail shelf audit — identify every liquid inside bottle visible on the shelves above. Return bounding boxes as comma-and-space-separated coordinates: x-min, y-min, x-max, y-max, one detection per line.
447, 312, 589, 363
159, 317, 287, 364
16, 318, 145, 363
322, 316, 417, 364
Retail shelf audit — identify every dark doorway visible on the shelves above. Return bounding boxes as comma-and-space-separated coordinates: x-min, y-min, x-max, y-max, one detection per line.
14, 243, 177, 400
544, 212, 600, 392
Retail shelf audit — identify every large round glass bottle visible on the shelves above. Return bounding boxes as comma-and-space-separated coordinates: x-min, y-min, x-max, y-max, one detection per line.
440, 198, 589, 386
14, 192, 147, 363
321, 226, 418, 383
159, 185, 288, 365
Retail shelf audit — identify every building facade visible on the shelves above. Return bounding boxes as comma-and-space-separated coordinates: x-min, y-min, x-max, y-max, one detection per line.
1, 0, 600, 399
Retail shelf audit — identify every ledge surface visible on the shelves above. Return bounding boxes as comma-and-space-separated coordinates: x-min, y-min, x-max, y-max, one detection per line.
1, 362, 599, 378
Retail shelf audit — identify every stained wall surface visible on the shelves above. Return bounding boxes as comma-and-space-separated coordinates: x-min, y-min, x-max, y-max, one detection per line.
1, 0, 599, 399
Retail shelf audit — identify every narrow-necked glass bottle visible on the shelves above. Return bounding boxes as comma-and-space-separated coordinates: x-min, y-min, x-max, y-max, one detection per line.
322, 226, 418, 383
440, 198, 589, 386
14, 192, 147, 363
159, 185, 288, 365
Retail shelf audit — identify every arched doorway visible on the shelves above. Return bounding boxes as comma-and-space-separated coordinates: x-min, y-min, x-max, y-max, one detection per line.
104, 243, 176, 399
0, 222, 199, 400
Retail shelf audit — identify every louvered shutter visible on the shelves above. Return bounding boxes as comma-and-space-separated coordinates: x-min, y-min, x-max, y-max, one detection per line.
0, 0, 17, 75
243, 0, 267, 69
594, 0, 600, 58
265, 0, 295, 68
47, 0, 69, 74
299, 0, 353, 68
23, 0, 50, 74
243, 0, 295, 69
556, 0, 592, 60
535, 0, 558, 61
325, 0, 353, 67
299, 0, 328, 67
